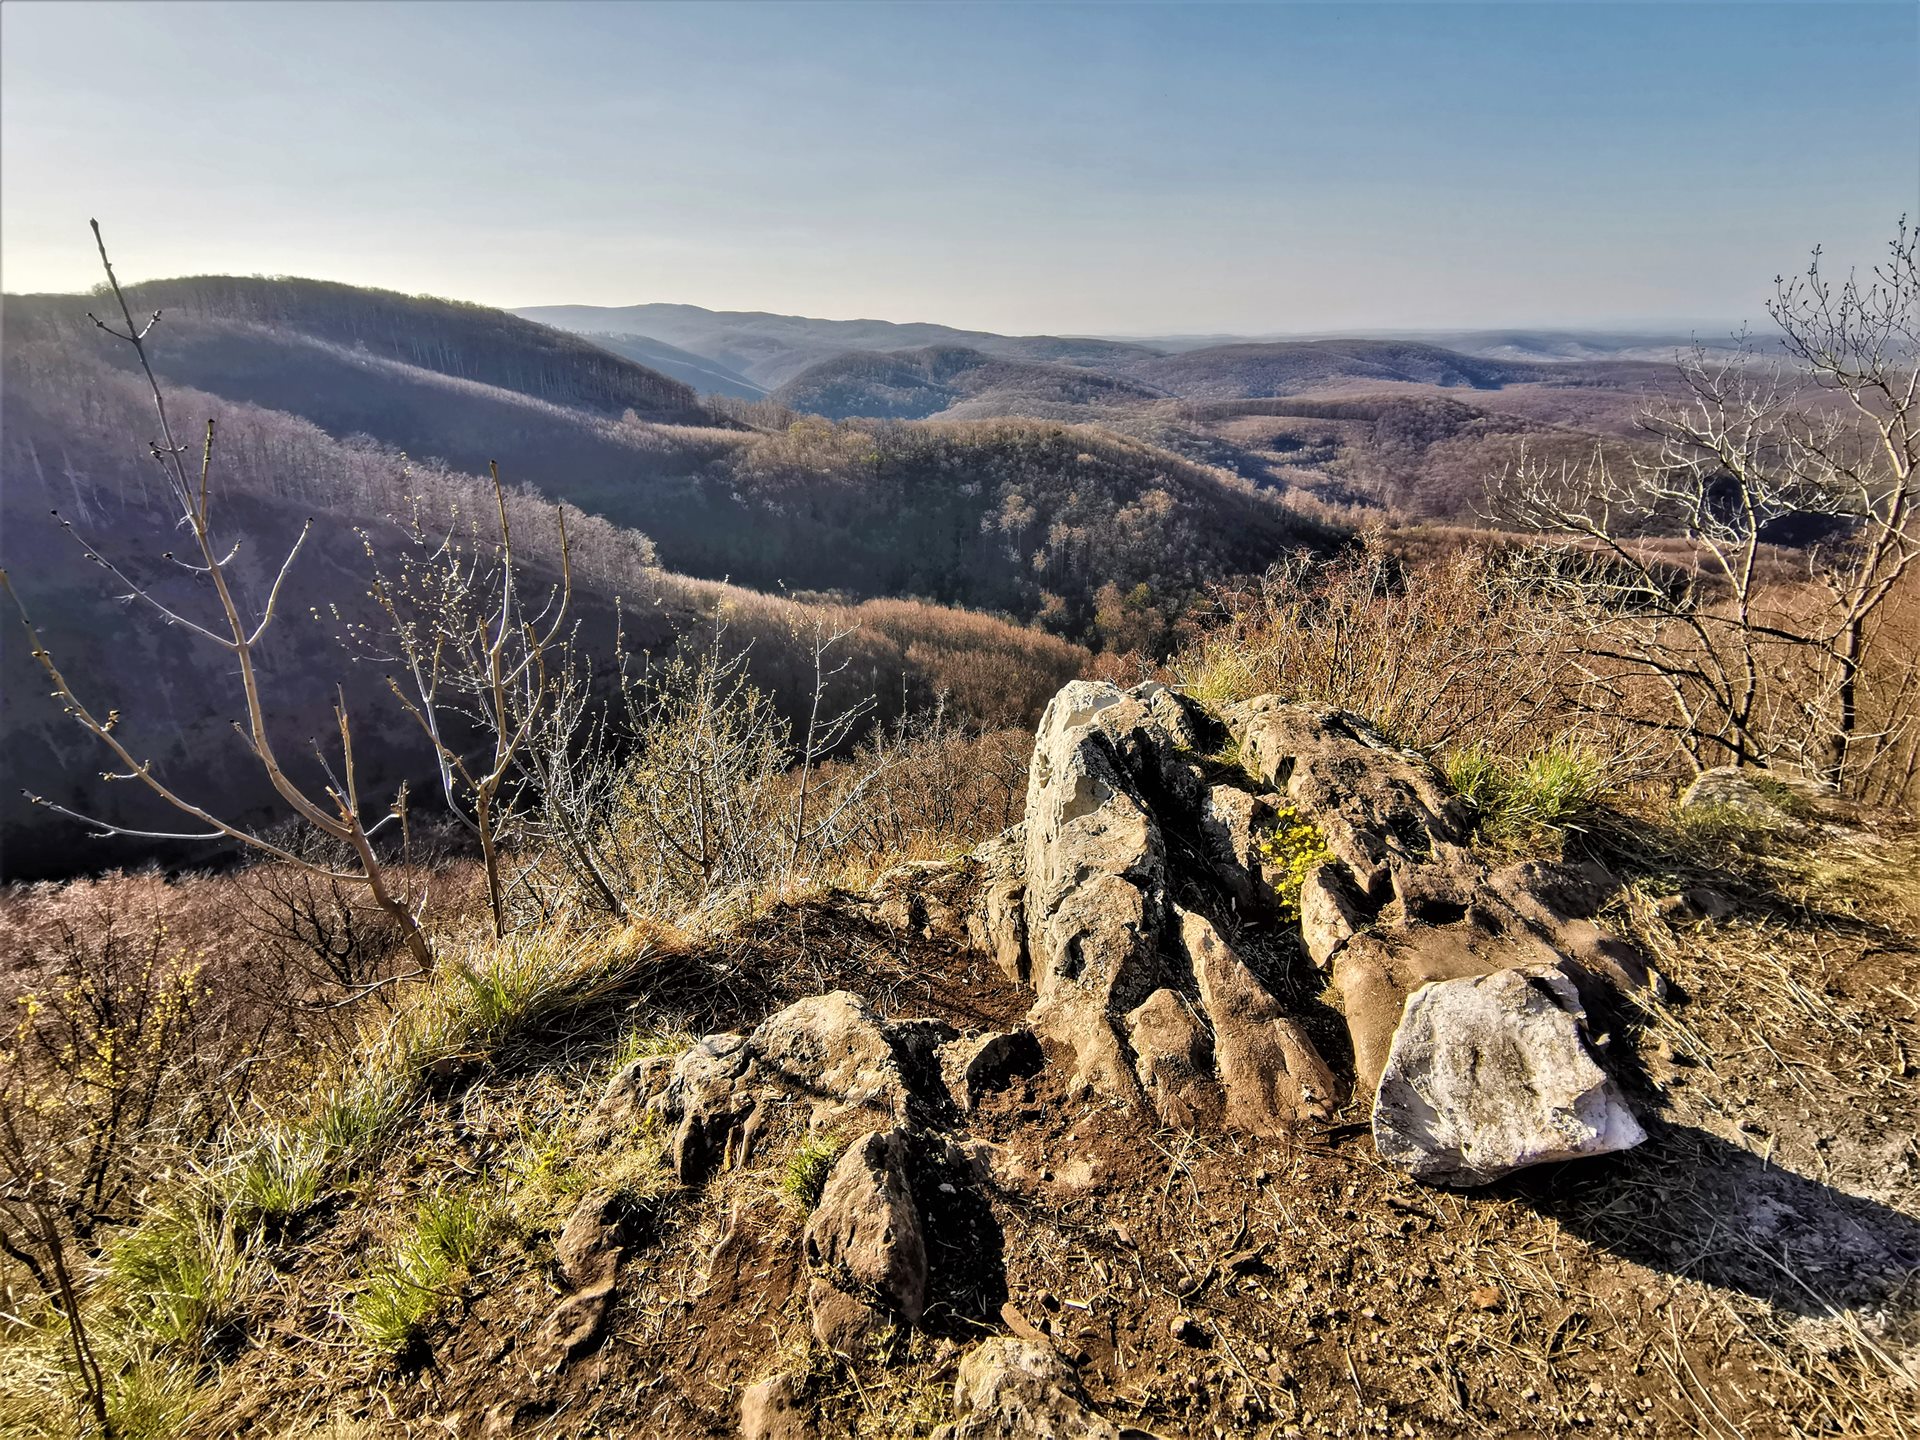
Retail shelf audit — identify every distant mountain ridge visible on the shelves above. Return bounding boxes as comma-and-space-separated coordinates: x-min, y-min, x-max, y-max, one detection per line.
513, 301, 1161, 388
769, 344, 1167, 421
8, 275, 713, 422
580, 331, 768, 400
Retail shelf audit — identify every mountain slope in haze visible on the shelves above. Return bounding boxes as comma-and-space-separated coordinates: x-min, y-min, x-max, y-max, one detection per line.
515, 301, 1162, 388
1123, 338, 1557, 400
6, 279, 1329, 640
581, 330, 768, 400
8, 276, 713, 421
0, 325, 1090, 879
769, 344, 1166, 421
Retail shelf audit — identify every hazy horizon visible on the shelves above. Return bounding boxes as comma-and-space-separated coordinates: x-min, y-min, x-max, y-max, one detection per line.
5, 1, 1917, 334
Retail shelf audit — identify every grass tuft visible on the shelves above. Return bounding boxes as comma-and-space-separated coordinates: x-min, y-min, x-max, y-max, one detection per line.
1446, 738, 1607, 842
107, 1198, 249, 1357
225, 1126, 327, 1230
780, 1132, 845, 1212
345, 1188, 503, 1357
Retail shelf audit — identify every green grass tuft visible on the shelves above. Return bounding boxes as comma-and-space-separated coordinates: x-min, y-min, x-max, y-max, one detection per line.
1445, 738, 1607, 842
345, 1188, 503, 1357
780, 1133, 844, 1211
225, 1126, 326, 1229
107, 1199, 249, 1356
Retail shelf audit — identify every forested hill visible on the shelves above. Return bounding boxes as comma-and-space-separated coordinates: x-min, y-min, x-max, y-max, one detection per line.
515, 300, 1162, 388
7, 276, 712, 422
768, 345, 1167, 420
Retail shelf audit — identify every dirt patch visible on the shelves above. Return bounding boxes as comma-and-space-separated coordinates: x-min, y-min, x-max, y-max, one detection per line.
196, 852, 1919, 1440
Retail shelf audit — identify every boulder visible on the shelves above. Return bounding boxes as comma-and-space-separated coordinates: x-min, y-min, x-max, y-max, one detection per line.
937, 1337, 1124, 1440
1020, 682, 1173, 1100
649, 1032, 761, 1183
648, 992, 914, 1183
1183, 910, 1339, 1132
970, 825, 1030, 985
1371, 966, 1645, 1185
1297, 860, 1366, 969
1123, 989, 1220, 1130
803, 1127, 928, 1352
1681, 765, 1831, 820
594, 1052, 675, 1133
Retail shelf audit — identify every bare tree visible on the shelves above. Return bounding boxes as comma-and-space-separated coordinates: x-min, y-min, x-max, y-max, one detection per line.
1490, 222, 1920, 786
0, 222, 435, 973
343, 468, 573, 937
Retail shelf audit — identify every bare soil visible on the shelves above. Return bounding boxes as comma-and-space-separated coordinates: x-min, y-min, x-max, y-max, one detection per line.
203, 820, 1920, 1440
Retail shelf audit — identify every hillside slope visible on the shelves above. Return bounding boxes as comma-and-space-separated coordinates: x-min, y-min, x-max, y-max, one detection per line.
768, 344, 1166, 421
9, 278, 711, 420
580, 331, 768, 400
515, 301, 1162, 388
1125, 338, 1553, 399
0, 330, 1090, 878
5, 283, 1325, 645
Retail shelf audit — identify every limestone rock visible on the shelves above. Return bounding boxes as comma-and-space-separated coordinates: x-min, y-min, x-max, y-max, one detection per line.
1681, 765, 1831, 820
970, 825, 1030, 985
939, 1337, 1124, 1440
1297, 860, 1366, 969
870, 857, 972, 942
1021, 682, 1172, 1099
1124, 989, 1220, 1129
1196, 785, 1273, 910
540, 1188, 634, 1369
1334, 920, 1536, 1095
1372, 966, 1645, 1185
1183, 910, 1339, 1131
803, 1127, 928, 1351
740, 1372, 813, 1440
753, 992, 913, 1123
649, 1031, 761, 1183
594, 1052, 675, 1133
1226, 697, 1470, 900
649, 992, 914, 1183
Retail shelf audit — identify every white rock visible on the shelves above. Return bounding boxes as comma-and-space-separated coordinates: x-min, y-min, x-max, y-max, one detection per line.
1372, 965, 1644, 1186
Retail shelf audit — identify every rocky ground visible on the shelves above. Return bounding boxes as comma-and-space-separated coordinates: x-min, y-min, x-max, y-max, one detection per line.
205, 685, 1919, 1440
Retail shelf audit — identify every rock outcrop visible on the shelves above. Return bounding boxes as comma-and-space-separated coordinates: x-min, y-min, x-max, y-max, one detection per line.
803, 1127, 928, 1352
1019, 682, 1175, 1101
620, 681, 1666, 1438
639, 991, 921, 1182
975, 680, 1654, 1184
1181, 909, 1338, 1132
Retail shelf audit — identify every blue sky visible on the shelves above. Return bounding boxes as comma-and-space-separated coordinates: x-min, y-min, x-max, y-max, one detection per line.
3, 1, 1915, 333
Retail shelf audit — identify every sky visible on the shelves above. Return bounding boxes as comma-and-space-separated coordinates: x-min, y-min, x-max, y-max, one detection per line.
2, 1, 1916, 336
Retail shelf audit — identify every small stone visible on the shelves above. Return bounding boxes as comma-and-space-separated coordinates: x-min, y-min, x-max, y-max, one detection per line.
1171, 1313, 1208, 1345
739, 1372, 812, 1440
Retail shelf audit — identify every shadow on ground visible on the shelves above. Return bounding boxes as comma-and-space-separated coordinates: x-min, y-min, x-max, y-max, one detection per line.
1513, 1119, 1920, 1322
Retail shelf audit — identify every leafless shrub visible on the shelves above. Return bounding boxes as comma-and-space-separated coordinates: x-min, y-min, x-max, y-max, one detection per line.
1490, 222, 1919, 789
1176, 532, 1596, 761
1, 224, 436, 973
341, 467, 574, 937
